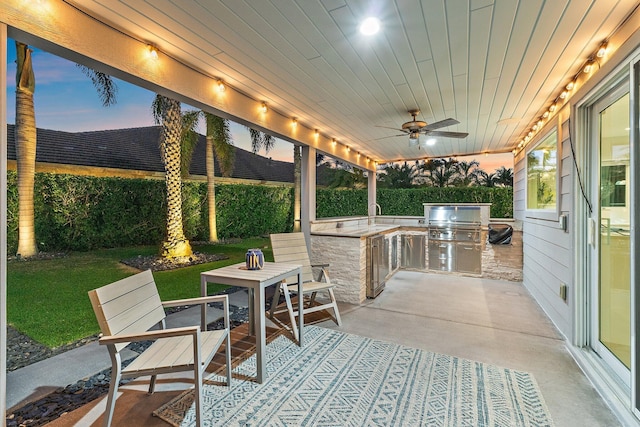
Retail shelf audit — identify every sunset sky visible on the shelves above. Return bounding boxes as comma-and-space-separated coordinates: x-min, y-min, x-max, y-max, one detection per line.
6, 41, 512, 172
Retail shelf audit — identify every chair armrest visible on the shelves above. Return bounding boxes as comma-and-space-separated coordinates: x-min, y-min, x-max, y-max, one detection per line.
162, 294, 229, 309
99, 325, 200, 345
162, 294, 230, 331
311, 264, 331, 283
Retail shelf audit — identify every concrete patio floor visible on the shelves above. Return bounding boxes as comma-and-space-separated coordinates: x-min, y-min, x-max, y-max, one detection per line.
46, 271, 620, 426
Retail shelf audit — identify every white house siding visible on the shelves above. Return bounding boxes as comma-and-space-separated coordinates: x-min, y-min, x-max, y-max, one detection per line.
514, 115, 574, 340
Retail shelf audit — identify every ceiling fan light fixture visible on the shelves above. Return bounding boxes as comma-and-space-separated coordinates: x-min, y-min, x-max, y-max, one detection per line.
408, 131, 420, 146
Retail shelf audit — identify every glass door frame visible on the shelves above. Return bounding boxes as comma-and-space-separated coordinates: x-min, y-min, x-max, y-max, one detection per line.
588, 81, 631, 387
574, 54, 639, 419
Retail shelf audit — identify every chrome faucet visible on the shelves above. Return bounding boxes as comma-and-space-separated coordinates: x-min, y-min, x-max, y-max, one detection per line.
368, 203, 381, 225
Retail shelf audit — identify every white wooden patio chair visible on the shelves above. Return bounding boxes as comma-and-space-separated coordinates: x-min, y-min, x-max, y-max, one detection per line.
269, 232, 342, 341
88, 269, 231, 427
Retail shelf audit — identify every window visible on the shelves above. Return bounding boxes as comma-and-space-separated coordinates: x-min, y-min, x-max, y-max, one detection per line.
526, 130, 557, 210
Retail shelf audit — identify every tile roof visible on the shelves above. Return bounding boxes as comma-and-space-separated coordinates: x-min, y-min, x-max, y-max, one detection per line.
7, 125, 294, 183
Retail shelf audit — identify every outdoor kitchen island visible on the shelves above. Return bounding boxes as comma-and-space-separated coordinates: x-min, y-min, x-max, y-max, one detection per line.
309, 204, 521, 305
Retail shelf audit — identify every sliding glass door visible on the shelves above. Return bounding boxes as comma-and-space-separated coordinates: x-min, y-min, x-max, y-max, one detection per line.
590, 81, 631, 386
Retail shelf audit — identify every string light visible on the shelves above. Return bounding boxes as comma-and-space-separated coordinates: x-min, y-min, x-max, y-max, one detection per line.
147, 45, 158, 60
596, 42, 608, 58
314, 129, 319, 138
331, 139, 337, 146
216, 79, 225, 93
291, 118, 298, 128
515, 39, 613, 156
260, 102, 268, 113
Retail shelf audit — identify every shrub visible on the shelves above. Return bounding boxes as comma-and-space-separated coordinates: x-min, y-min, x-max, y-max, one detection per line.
7, 171, 512, 252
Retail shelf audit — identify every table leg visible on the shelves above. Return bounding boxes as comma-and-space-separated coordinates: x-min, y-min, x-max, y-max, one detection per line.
248, 288, 255, 336
200, 276, 207, 330
254, 286, 266, 383
297, 270, 303, 346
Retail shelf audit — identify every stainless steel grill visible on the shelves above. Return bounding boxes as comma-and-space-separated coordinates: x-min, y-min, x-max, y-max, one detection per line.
428, 206, 482, 273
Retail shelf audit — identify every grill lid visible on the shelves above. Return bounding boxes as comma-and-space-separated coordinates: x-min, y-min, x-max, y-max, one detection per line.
428, 206, 481, 225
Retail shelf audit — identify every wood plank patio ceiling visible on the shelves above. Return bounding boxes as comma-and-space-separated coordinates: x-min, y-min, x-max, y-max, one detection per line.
66, 0, 638, 163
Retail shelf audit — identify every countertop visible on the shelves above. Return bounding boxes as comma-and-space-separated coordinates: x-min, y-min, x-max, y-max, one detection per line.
310, 224, 401, 238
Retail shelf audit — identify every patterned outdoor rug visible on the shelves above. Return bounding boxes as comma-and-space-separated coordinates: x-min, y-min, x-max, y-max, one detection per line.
154, 326, 554, 426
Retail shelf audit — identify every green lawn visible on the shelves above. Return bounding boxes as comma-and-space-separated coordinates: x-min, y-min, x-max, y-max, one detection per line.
7, 238, 272, 348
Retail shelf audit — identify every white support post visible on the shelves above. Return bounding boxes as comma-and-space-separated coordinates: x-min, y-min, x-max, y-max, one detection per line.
301, 146, 316, 249
1, 22, 9, 427
368, 169, 377, 215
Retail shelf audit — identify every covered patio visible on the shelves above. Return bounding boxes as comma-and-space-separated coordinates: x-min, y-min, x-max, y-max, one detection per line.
2, 1, 640, 425
35, 271, 618, 426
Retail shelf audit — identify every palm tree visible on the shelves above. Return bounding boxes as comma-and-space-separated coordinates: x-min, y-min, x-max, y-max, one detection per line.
293, 145, 302, 231
423, 158, 458, 187
203, 114, 235, 242
152, 95, 193, 258
455, 160, 480, 186
495, 166, 514, 187
14, 42, 117, 257
379, 162, 419, 188
477, 170, 498, 187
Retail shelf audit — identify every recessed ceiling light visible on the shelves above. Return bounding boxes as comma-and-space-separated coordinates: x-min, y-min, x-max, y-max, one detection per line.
426, 138, 436, 146
360, 17, 380, 35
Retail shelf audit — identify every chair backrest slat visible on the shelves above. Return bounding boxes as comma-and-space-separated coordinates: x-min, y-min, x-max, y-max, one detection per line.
88, 269, 165, 352
270, 233, 314, 283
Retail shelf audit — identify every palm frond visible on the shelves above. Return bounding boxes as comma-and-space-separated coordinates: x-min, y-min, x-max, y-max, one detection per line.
206, 113, 235, 176
248, 128, 275, 154
76, 64, 118, 107
180, 110, 201, 177
151, 94, 165, 125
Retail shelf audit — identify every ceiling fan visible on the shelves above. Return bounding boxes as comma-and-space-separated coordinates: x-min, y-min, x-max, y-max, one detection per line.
377, 110, 469, 147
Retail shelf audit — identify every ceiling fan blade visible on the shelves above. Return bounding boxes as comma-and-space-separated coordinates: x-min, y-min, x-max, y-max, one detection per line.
371, 133, 407, 141
425, 130, 469, 138
424, 118, 460, 130
375, 125, 407, 132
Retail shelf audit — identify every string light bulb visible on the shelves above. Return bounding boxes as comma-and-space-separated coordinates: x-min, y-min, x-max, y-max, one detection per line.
583, 60, 594, 74
216, 80, 225, 93
314, 129, 319, 138
566, 81, 575, 91
559, 90, 568, 99
331, 139, 337, 146
291, 118, 298, 128
147, 45, 158, 60
597, 42, 608, 58
260, 102, 268, 113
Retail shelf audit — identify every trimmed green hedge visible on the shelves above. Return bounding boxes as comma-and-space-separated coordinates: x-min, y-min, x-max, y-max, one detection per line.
316, 187, 513, 219
7, 172, 293, 253
7, 171, 512, 253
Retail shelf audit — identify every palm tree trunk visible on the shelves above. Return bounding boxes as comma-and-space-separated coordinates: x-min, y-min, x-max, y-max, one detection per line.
206, 135, 218, 242
160, 97, 192, 258
293, 145, 301, 232
15, 43, 37, 257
